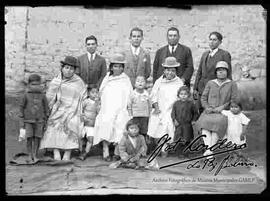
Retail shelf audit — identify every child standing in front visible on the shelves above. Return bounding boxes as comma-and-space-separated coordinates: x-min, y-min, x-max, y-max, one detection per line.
18, 74, 49, 162
79, 85, 100, 160
171, 86, 199, 158
127, 76, 151, 145
221, 102, 250, 159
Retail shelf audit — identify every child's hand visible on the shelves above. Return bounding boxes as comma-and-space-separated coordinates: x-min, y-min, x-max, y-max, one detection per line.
153, 108, 161, 115
213, 106, 223, 113
80, 114, 86, 122
240, 133, 246, 141
174, 119, 179, 127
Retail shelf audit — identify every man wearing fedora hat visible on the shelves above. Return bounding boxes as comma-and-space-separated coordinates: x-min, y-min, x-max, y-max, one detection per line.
148, 56, 184, 157
153, 27, 194, 87
77, 35, 107, 89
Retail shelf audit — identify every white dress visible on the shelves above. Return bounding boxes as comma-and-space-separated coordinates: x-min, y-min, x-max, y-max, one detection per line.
147, 76, 184, 142
221, 110, 250, 145
93, 73, 133, 145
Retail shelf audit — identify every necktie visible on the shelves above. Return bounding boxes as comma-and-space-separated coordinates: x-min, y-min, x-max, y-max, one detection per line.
90, 54, 93, 63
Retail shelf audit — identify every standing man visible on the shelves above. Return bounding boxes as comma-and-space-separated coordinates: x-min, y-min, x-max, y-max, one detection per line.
122, 27, 151, 87
153, 27, 194, 87
193, 31, 232, 114
77, 35, 107, 89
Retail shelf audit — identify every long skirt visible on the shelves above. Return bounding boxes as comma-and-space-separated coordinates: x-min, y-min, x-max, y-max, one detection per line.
196, 112, 228, 138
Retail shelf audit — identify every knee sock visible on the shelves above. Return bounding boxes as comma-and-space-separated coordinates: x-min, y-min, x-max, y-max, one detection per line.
85, 142, 92, 153
27, 137, 33, 157
33, 137, 40, 158
103, 141, 109, 158
211, 132, 219, 147
63, 150, 71, 160
53, 149, 61, 160
201, 129, 211, 147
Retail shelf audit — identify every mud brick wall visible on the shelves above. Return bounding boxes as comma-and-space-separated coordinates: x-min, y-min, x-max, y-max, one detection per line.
5, 5, 266, 94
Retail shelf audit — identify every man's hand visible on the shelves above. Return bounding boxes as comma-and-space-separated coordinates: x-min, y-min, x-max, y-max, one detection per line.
80, 114, 86, 122
193, 90, 199, 100
205, 107, 214, 114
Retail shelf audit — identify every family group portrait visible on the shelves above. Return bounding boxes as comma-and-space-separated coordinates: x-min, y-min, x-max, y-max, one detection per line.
5, 5, 266, 195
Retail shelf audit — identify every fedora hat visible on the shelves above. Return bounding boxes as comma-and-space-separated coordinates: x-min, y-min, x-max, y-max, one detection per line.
60, 56, 79, 68
162, 57, 180, 68
215, 61, 229, 70
110, 53, 126, 64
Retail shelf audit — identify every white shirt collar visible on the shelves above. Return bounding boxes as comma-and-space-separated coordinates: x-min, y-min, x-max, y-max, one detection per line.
87, 52, 96, 61
209, 48, 218, 57
131, 45, 140, 56
213, 78, 231, 86
128, 135, 137, 148
169, 44, 178, 53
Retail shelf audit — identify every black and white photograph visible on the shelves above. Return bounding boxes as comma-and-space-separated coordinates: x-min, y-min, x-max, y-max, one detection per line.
5, 5, 266, 195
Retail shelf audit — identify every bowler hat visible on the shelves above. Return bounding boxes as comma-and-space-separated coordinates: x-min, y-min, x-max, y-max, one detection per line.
215, 61, 229, 70
60, 56, 79, 68
110, 53, 126, 64
162, 57, 180, 68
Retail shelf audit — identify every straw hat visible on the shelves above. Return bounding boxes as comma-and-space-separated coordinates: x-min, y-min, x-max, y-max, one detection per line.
110, 53, 126, 64
162, 57, 180, 68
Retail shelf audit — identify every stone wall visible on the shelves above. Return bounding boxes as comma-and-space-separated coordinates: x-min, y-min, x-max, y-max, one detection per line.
5, 5, 266, 94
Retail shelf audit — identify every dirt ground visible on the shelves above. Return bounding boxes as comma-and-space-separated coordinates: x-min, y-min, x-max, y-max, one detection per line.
5, 95, 267, 195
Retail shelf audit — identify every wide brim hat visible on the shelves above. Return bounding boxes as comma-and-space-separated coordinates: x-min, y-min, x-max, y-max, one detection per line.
60, 56, 79, 68
109, 53, 126, 64
215, 61, 229, 70
162, 56, 180, 68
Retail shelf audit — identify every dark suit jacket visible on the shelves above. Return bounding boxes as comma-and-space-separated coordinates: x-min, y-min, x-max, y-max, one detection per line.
193, 49, 232, 95
153, 43, 194, 86
122, 47, 151, 87
77, 53, 107, 89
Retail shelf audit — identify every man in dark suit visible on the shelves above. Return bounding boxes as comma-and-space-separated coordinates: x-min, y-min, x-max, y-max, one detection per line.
77, 35, 107, 89
153, 27, 194, 87
193, 31, 232, 114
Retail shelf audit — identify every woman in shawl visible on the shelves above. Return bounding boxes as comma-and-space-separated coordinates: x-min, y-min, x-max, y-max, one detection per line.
93, 53, 133, 162
39, 56, 87, 161
196, 61, 238, 159
147, 57, 184, 157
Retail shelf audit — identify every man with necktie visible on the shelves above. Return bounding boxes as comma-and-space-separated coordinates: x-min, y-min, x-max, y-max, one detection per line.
153, 27, 194, 87
193, 31, 232, 114
122, 27, 151, 87
77, 35, 107, 89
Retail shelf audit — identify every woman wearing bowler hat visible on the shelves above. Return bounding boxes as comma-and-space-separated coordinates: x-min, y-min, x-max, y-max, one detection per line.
196, 61, 238, 159
39, 56, 87, 161
147, 57, 184, 157
93, 53, 133, 162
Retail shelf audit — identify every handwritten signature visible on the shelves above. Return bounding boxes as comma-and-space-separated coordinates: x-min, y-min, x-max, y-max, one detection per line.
147, 134, 256, 175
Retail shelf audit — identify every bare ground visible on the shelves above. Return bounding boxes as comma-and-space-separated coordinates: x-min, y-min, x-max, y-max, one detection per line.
5, 95, 267, 195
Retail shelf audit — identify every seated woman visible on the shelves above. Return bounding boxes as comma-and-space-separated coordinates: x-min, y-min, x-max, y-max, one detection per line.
39, 56, 87, 161
196, 61, 238, 159
147, 57, 184, 157
93, 53, 133, 162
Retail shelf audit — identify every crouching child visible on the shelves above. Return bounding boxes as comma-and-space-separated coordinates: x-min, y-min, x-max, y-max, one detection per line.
111, 119, 147, 169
